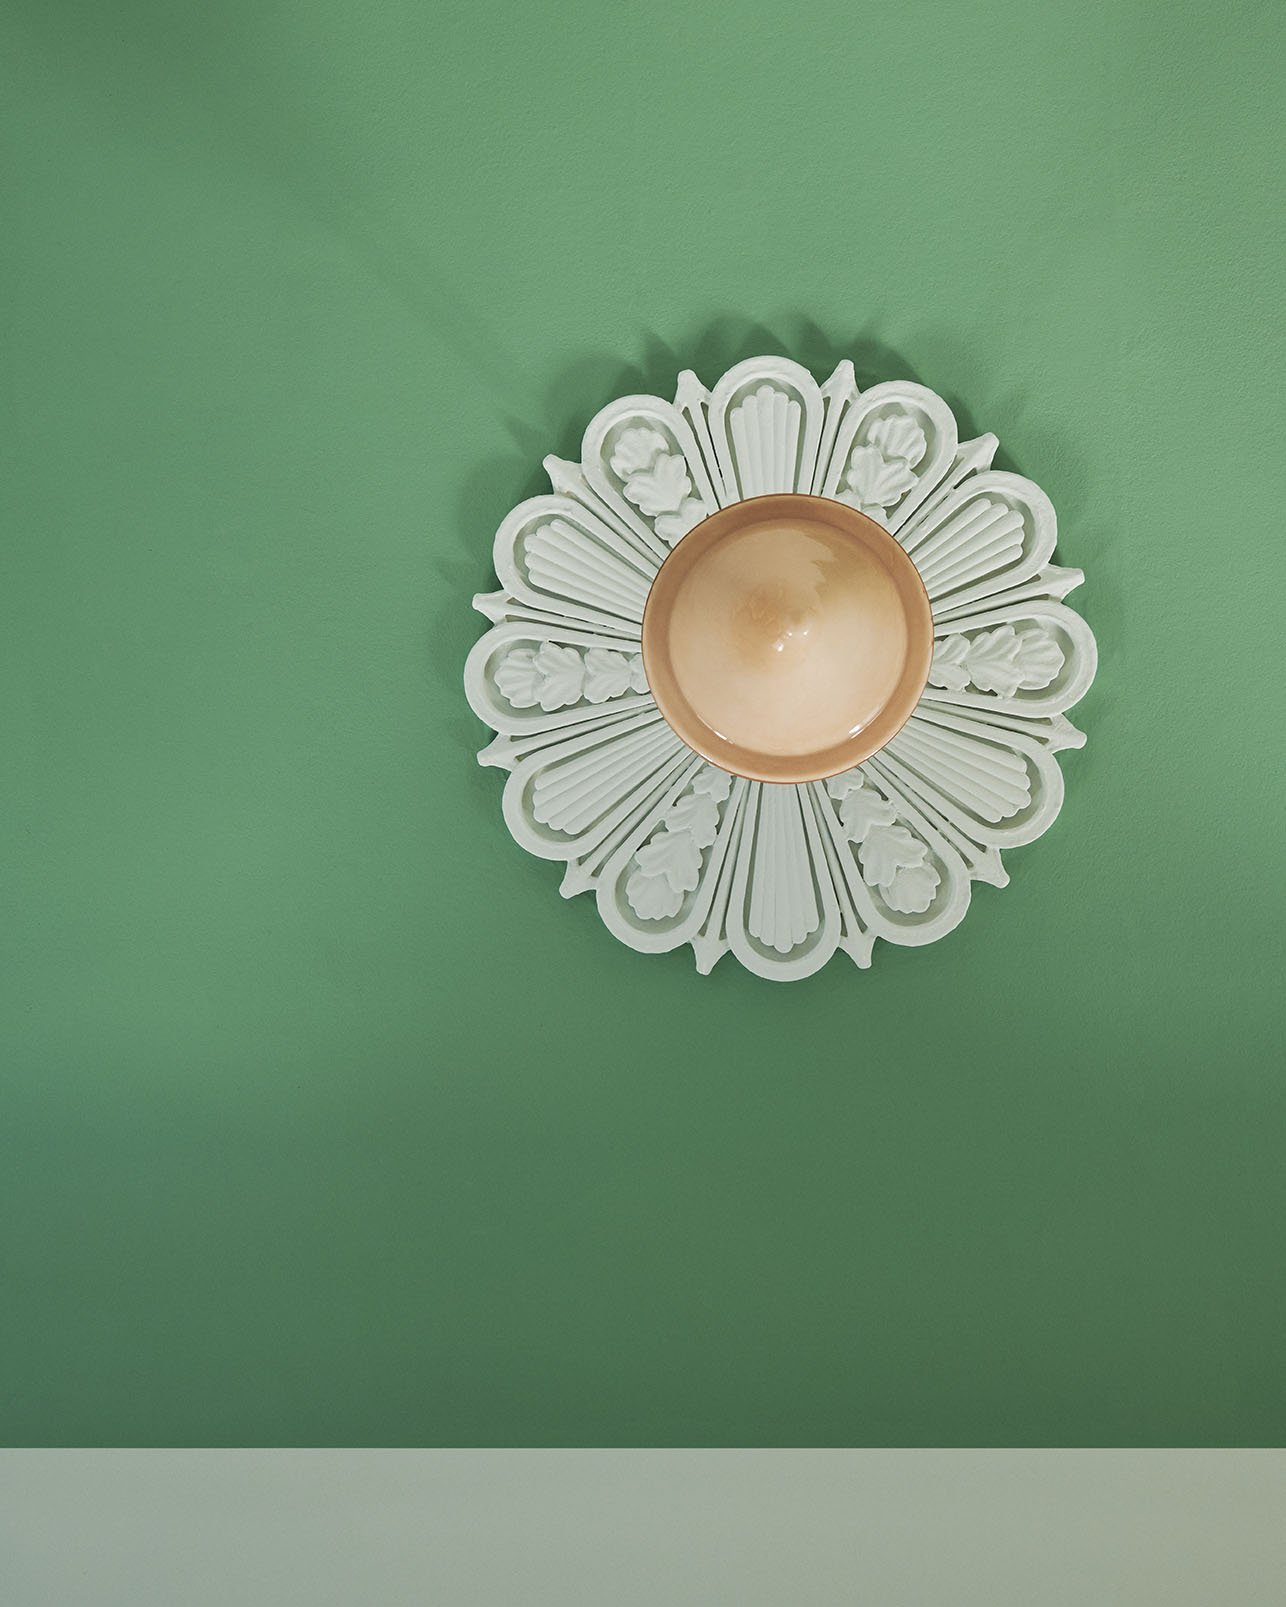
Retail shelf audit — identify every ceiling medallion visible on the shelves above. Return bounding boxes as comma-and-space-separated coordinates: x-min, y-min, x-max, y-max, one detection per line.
464, 356, 1097, 981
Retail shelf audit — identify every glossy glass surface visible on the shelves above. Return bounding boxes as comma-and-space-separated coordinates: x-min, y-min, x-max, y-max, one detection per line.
642, 495, 933, 781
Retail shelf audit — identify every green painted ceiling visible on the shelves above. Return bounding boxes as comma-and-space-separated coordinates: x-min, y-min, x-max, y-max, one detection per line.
1, 0, 1283, 1444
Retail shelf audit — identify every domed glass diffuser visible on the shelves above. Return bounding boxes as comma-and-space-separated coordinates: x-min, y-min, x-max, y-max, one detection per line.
641, 493, 932, 784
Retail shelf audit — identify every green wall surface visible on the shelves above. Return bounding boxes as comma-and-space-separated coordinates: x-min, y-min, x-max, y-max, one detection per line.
2, 0, 1283, 1446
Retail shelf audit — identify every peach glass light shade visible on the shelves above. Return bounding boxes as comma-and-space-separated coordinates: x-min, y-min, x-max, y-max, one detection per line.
641, 494, 933, 782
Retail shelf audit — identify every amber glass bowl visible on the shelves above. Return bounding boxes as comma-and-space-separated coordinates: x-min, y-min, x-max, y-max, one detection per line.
641, 493, 932, 783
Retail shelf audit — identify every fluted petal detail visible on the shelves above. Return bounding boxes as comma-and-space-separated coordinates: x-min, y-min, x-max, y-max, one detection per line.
705, 357, 828, 501
724, 783, 843, 980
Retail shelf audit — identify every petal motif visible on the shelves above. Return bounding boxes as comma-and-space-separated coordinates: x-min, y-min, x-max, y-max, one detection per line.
465, 622, 653, 736
936, 622, 1061, 698
881, 707, 1067, 851
498, 706, 690, 868
596, 764, 748, 958
580, 395, 721, 557
810, 771, 972, 954
921, 601, 1098, 720
722, 783, 844, 981
489, 494, 658, 634
704, 358, 828, 500
899, 471, 1056, 612
818, 382, 960, 531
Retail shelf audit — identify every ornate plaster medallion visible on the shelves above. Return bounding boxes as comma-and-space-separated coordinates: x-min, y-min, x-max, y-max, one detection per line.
464, 356, 1097, 981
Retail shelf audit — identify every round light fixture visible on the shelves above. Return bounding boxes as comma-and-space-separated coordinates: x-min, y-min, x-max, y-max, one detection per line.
464, 356, 1097, 981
